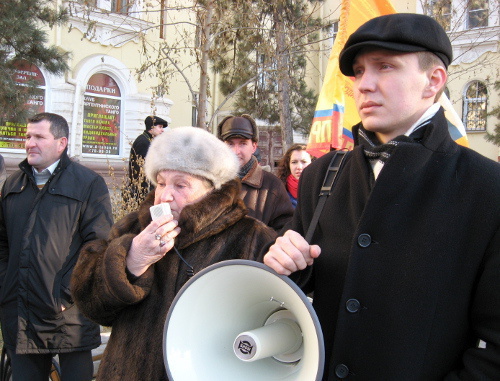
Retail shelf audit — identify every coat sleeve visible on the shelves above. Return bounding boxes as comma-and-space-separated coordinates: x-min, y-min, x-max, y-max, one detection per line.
79, 174, 114, 243
247, 220, 278, 263
61, 173, 114, 307
445, 225, 500, 380
71, 217, 155, 326
267, 179, 294, 232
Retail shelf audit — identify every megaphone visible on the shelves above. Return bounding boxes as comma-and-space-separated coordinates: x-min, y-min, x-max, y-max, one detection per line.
163, 259, 324, 380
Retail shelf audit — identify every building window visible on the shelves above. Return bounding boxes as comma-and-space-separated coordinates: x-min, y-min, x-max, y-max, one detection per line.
112, 0, 133, 14
82, 73, 122, 155
80, 0, 135, 14
463, 81, 488, 132
0, 60, 46, 150
427, 0, 452, 31
331, 20, 339, 43
192, 93, 199, 127
467, 0, 489, 29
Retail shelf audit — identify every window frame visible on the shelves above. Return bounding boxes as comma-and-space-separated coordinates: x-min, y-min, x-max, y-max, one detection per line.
427, 0, 452, 31
462, 80, 488, 132
467, 0, 489, 29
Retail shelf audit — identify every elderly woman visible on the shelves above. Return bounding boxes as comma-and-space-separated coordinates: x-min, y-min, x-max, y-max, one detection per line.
71, 127, 276, 381
277, 144, 312, 208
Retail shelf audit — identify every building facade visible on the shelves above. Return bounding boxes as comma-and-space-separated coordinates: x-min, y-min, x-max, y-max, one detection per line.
1, 0, 498, 185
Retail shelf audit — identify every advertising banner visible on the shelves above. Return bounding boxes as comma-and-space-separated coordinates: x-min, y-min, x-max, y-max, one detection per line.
82, 73, 121, 155
0, 60, 45, 149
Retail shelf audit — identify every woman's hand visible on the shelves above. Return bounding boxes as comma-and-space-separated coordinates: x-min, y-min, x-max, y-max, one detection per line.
126, 214, 181, 276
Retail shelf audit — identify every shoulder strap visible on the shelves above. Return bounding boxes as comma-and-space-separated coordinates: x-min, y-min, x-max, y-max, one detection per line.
304, 150, 349, 243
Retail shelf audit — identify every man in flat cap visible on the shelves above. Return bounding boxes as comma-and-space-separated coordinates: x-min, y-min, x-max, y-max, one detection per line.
217, 114, 293, 231
128, 115, 169, 202
264, 13, 500, 379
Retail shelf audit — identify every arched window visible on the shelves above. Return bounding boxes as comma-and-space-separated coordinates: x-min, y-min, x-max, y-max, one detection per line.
0, 60, 46, 150
82, 73, 122, 155
463, 81, 488, 132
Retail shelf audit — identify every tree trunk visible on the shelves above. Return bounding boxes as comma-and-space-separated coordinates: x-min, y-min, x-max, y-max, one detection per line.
197, 0, 214, 130
274, 6, 293, 149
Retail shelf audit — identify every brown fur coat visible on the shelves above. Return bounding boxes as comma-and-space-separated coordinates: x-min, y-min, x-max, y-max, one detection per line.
71, 179, 276, 380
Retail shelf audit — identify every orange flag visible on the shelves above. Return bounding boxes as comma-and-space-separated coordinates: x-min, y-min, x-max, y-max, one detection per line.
307, 0, 468, 157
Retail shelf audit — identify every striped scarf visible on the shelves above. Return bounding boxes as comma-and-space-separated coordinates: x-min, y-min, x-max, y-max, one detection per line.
357, 124, 428, 164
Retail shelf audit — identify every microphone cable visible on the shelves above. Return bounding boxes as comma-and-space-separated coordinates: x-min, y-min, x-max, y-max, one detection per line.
173, 246, 194, 278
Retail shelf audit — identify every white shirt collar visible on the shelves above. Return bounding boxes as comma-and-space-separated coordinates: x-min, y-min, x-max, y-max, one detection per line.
371, 103, 440, 180
404, 103, 441, 137
32, 160, 60, 175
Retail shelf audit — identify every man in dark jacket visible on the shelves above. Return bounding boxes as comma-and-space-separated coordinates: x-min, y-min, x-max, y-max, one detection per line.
217, 114, 293, 231
128, 115, 169, 202
264, 14, 500, 380
0, 113, 113, 381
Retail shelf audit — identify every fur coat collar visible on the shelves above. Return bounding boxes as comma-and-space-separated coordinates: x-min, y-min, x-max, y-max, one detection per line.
136, 179, 248, 249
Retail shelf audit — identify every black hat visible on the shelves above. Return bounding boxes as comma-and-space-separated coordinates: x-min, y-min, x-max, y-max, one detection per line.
339, 13, 453, 76
145, 115, 169, 130
217, 115, 259, 142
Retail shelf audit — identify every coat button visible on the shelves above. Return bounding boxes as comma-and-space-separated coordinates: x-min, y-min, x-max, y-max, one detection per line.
335, 364, 349, 378
346, 298, 360, 313
357, 233, 371, 247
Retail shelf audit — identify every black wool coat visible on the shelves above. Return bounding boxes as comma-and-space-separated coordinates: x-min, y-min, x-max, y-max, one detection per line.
71, 179, 276, 381
292, 109, 500, 380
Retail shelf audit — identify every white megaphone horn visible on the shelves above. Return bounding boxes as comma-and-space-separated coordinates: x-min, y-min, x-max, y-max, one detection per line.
163, 259, 324, 380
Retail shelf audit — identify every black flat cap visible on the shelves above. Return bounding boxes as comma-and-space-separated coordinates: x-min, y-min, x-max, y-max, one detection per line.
339, 13, 453, 76
145, 115, 169, 130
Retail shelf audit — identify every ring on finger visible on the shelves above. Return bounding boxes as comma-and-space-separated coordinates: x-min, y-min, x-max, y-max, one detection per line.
155, 234, 162, 240
159, 240, 167, 247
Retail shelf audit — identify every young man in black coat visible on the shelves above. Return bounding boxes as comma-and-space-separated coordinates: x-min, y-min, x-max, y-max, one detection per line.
264, 14, 500, 380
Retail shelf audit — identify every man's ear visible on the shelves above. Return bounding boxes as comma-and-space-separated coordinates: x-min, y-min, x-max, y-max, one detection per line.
424, 66, 447, 100
251, 141, 258, 153
58, 137, 68, 154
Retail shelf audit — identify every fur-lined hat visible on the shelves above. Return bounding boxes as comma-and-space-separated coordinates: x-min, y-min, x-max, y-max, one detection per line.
145, 126, 239, 189
217, 114, 259, 142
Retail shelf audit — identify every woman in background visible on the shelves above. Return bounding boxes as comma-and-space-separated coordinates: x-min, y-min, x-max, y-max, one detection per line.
277, 144, 312, 208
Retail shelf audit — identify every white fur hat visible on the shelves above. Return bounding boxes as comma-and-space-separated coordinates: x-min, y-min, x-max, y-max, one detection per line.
145, 126, 239, 189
